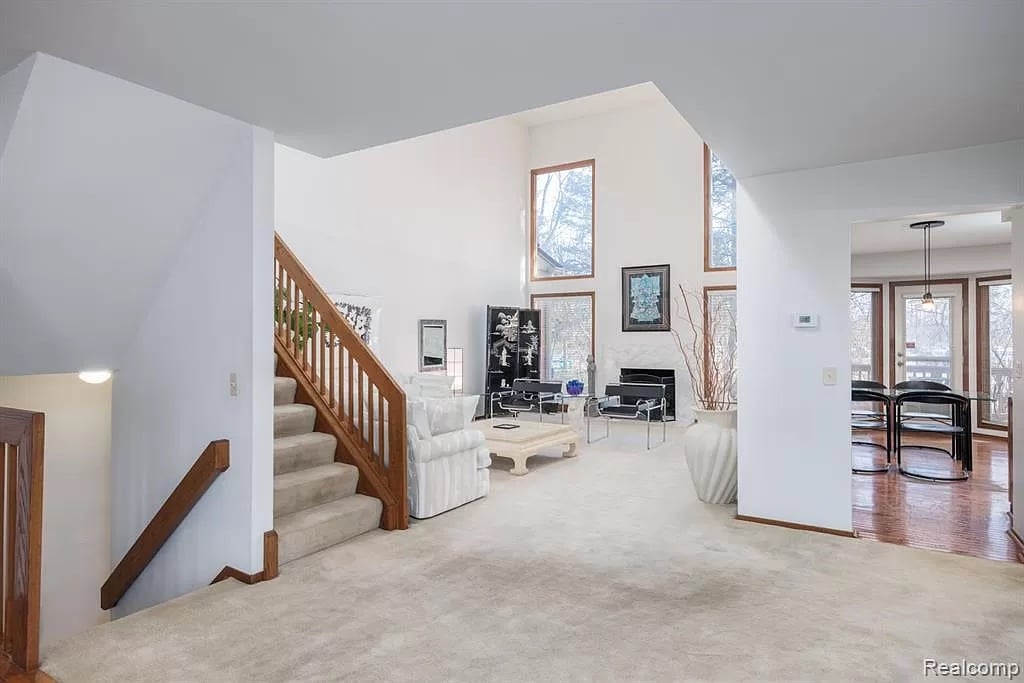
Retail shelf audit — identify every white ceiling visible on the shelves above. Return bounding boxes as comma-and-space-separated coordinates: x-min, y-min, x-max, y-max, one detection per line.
1, 2, 1021, 178
851, 211, 1010, 255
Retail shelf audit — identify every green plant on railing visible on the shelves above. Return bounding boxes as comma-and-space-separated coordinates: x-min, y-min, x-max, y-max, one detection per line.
275, 287, 319, 350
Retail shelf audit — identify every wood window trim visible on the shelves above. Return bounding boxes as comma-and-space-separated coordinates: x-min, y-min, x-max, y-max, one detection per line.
702, 285, 736, 390
887, 278, 969, 390
852, 283, 884, 383
703, 144, 736, 273
529, 291, 597, 378
530, 159, 596, 282
976, 273, 1012, 431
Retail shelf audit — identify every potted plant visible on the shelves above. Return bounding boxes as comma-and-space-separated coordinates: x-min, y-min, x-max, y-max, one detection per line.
672, 285, 738, 504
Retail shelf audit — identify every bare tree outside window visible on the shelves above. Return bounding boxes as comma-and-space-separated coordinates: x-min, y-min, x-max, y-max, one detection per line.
903, 296, 953, 385
706, 146, 736, 270
706, 289, 738, 401
850, 291, 875, 381
980, 282, 1013, 425
532, 160, 594, 279
532, 294, 594, 385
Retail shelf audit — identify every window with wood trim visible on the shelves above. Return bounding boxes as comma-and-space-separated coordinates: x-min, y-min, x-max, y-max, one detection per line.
531, 160, 595, 280
703, 286, 737, 402
850, 284, 883, 382
530, 292, 595, 384
704, 145, 737, 271
976, 276, 1012, 429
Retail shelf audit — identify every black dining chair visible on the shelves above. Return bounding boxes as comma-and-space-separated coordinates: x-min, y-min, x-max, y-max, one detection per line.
851, 380, 890, 474
894, 390, 970, 482
894, 380, 954, 424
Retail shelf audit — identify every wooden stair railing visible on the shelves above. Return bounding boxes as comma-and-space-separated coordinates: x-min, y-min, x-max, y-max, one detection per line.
100, 440, 230, 610
0, 408, 44, 673
274, 234, 408, 530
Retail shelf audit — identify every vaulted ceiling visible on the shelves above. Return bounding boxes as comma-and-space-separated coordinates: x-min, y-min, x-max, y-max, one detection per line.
1, 1, 1022, 178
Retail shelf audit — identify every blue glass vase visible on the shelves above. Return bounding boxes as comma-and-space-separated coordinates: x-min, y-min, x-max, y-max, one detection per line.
566, 379, 584, 395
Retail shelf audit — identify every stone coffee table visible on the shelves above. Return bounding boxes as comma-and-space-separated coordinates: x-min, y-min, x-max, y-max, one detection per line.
478, 418, 578, 475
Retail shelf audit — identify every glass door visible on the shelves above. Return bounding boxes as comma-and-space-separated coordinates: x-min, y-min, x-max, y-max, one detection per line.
893, 283, 963, 390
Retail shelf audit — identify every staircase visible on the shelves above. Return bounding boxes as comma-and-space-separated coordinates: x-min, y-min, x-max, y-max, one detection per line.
273, 370, 383, 565
272, 233, 408, 565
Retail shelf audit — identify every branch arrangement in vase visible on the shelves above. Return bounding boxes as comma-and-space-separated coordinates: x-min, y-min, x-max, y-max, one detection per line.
671, 285, 737, 411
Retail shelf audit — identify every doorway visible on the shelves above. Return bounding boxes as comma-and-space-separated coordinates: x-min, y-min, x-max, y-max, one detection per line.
849, 211, 1015, 562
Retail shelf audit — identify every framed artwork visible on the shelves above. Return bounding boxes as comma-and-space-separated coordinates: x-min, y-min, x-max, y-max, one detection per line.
621, 264, 671, 332
328, 293, 383, 349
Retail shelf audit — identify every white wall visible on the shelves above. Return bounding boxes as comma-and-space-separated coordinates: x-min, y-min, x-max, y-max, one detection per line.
0, 373, 111, 656
852, 243, 1010, 280
111, 128, 273, 617
739, 140, 1024, 532
527, 98, 711, 417
1009, 207, 1024, 539
0, 53, 276, 616
275, 118, 528, 395
0, 54, 254, 377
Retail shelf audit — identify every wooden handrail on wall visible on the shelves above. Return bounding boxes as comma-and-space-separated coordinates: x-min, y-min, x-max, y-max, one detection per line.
100, 440, 230, 610
274, 234, 409, 530
0, 408, 44, 674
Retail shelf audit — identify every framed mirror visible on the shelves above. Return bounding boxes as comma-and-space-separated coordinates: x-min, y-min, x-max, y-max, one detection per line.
418, 319, 447, 372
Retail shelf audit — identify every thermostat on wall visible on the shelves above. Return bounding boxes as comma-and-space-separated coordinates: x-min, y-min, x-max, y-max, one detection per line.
793, 313, 818, 328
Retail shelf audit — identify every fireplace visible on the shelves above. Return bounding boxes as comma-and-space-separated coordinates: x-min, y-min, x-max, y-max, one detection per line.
619, 368, 676, 421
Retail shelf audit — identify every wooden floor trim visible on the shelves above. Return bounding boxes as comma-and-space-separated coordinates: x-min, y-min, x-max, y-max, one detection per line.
0, 654, 55, 682
1009, 527, 1024, 564
735, 514, 857, 538
211, 530, 279, 585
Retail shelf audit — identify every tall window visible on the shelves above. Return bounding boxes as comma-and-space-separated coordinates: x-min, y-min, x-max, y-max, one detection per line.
445, 347, 464, 395
850, 285, 882, 382
531, 160, 595, 280
704, 145, 736, 271
977, 276, 1013, 428
704, 286, 737, 402
531, 293, 595, 385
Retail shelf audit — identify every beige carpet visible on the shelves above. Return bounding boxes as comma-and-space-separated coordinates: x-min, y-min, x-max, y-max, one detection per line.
44, 423, 1024, 682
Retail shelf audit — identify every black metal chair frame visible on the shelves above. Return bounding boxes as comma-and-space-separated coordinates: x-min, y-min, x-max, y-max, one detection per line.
851, 381, 890, 474
586, 383, 667, 450
489, 379, 563, 421
894, 390, 970, 482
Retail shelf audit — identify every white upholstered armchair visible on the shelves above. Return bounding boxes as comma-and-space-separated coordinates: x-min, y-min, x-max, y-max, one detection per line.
405, 393, 490, 519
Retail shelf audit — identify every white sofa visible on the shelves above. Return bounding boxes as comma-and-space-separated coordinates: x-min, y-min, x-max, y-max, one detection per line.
405, 390, 490, 519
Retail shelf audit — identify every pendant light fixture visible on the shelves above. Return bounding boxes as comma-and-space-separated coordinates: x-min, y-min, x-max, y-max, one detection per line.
909, 220, 944, 311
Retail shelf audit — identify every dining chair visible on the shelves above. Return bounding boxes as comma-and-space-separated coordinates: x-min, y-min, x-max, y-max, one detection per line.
894, 390, 969, 482
851, 380, 890, 474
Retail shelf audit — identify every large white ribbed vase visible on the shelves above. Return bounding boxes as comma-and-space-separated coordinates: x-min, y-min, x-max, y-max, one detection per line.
683, 408, 738, 504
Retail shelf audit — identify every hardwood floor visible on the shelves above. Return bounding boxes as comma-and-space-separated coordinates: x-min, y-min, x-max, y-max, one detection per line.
852, 432, 1016, 562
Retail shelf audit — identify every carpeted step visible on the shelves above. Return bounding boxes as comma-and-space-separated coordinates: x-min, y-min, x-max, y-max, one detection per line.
275, 495, 382, 565
274, 404, 316, 438
274, 463, 359, 517
274, 432, 336, 475
274, 377, 297, 406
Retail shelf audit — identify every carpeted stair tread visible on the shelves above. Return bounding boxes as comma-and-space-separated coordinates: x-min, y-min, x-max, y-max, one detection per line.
274, 403, 316, 438
273, 463, 359, 517
275, 495, 382, 565
274, 432, 336, 475
274, 377, 297, 405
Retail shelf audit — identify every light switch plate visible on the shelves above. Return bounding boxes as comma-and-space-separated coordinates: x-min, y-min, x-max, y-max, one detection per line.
229, 372, 238, 397
822, 367, 837, 386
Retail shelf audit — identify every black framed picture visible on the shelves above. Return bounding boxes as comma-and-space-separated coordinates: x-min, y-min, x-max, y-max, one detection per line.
621, 264, 671, 332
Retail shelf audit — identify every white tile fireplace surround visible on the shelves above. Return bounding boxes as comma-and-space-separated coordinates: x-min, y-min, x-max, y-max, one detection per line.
600, 345, 690, 423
